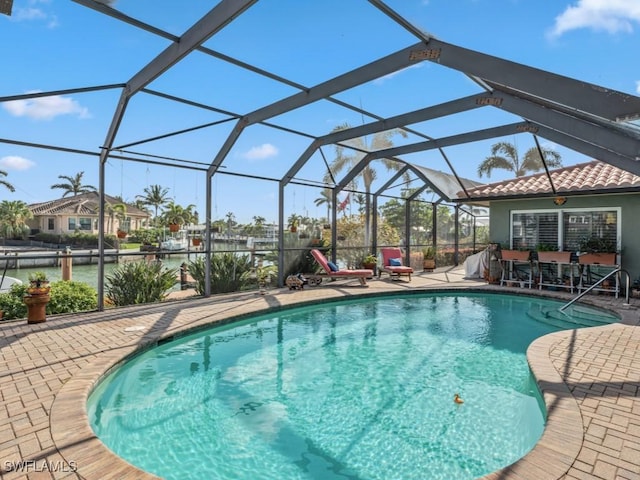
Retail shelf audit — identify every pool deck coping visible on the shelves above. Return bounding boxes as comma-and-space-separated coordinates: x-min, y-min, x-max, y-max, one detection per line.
1, 267, 639, 479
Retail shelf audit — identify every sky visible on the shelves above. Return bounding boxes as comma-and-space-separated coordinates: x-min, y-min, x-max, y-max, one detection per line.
1, 0, 640, 225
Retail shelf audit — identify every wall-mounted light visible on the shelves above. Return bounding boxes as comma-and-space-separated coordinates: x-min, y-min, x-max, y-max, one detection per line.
553, 196, 567, 206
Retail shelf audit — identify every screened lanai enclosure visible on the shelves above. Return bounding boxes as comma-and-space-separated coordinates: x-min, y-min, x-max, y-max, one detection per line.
1, 0, 639, 308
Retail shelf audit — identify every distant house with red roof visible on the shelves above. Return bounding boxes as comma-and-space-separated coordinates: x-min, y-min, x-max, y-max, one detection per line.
27, 192, 150, 237
456, 160, 640, 281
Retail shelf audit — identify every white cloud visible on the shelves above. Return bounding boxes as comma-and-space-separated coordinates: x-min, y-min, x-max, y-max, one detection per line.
373, 63, 423, 85
2, 92, 90, 120
12, 7, 46, 21
548, 0, 640, 38
0, 156, 36, 171
242, 143, 278, 161
636, 80, 640, 94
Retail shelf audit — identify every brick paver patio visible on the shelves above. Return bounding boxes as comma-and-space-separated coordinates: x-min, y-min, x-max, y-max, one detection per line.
1, 268, 639, 479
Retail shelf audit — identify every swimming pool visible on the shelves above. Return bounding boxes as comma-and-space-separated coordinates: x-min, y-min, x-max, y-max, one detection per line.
87, 292, 618, 480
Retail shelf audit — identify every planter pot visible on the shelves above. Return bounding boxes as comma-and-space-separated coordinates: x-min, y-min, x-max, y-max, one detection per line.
192, 238, 202, 247
578, 253, 617, 265
537, 251, 571, 263
501, 250, 530, 261
117, 230, 127, 239
168, 223, 180, 233
290, 226, 298, 233
423, 259, 436, 272
24, 293, 51, 324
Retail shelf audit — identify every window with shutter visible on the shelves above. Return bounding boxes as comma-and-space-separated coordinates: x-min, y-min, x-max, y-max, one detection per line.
511, 208, 619, 252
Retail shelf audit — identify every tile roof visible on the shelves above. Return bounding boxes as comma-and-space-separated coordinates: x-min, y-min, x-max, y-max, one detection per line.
462, 160, 640, 200
28, 192, 149, 217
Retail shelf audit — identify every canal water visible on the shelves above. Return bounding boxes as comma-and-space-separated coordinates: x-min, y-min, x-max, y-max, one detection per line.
0, 245, 268, 291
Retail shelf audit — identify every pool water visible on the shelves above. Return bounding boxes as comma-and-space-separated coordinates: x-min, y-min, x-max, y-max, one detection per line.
88, 293, 617, 480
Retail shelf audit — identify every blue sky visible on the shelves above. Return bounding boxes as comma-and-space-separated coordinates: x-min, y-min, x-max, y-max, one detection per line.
1, 0, 639, 225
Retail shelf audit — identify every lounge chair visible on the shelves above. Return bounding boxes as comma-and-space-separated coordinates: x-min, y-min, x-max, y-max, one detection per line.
310, 249, 374, 286
379, 247, 413, 281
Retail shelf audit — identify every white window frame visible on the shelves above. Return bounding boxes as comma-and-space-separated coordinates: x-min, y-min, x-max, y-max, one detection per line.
510, 206, 621, 251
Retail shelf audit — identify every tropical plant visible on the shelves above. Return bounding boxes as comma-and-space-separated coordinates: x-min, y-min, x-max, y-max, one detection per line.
362, 253, 377, 265
326, 123, 409, 245
136, 184, 170, 226
105, 261, 178, 306
0, 169, 15, 192
188, 252, 253, 295
579, 235, 617, 253
50, 171, 97, 197
422, 246, 436, 259
0, 200, 33, 239
313, 188, 332, 221
477, 141, 562, 178
106, 202, 127, 234
161, 201, 196, 227
28, 271, 49, 286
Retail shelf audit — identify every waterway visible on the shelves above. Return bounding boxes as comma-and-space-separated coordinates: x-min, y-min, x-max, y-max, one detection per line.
1, 245, 269, 291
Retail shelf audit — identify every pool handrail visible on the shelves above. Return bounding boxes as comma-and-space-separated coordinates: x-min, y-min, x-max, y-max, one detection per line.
559, 267, 630, 311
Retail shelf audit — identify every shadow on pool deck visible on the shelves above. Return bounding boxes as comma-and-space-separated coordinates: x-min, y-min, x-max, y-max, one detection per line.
1, 266, 639, 480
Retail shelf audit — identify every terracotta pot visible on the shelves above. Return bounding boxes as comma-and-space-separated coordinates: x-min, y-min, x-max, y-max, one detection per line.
537, 251, 571, 263
192, 238, 202, 247
168, 223, 180, 232
24, 293, 51, 324
501, 250, 530, 261
578, 253, 616, 265
423, 259, 436, 272
117, 230, 127, 239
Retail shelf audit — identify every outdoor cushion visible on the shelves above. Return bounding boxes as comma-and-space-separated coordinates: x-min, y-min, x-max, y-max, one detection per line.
327, 261, 339, 272
389, 258, 402, 266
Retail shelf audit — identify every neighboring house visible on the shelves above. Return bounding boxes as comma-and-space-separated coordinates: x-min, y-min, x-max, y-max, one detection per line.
27, 192, 150, 236
459, 160, 640, 280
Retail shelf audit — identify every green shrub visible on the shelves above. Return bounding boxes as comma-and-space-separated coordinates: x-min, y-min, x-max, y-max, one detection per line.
0, 280, 98, 320
105, 261, 178, 306
48, 281, 98, 314
188, 253, 252, 295
0, 284, 28, 320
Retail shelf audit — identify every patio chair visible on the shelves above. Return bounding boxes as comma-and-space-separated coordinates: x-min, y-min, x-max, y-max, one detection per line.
379, 247, 413, 281
310, 249, 374, 286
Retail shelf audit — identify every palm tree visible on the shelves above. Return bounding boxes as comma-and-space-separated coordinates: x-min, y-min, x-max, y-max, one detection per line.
136, 185, 170, 226
0, 170, 15, 192
0, 200, 33, 239
161, 201, 196, 227
110, 203, 128, 234
313, 187, 332, 221
477, 141, 562, 178
326, 123, 409, 245
50, 171, 97, 197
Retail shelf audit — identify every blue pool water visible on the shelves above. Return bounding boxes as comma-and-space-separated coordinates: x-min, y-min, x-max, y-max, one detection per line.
88, 293, 618, 480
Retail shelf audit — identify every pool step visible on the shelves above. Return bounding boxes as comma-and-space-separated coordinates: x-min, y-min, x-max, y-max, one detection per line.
526, 306, 614, 329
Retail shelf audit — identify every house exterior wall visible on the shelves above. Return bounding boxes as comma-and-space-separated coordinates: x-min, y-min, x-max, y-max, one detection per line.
29, 214, 147, 236
489, 193, 640, 281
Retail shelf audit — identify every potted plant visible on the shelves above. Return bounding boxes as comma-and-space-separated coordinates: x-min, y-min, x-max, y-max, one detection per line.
24, 271, 51, 324
117, 229, 127, 239
27, 271, 50, 294
289, 220, 298, 233
422, 246, 436, 272
578, 236, 618, 265
256, 266, 272, 295
362, 253, 377, 270
192, 236, 202, 247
